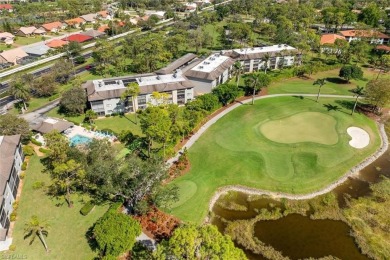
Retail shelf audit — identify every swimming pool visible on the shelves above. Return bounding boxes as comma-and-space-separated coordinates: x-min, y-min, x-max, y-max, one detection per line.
69, 134, 92, 146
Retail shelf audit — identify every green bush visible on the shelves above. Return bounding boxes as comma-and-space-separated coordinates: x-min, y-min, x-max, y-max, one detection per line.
19, 173, 25, 179
30, 138, 42, 146
8, 244, 16, 251
10, 212, 17, 221
39, 147, 50, 154
21, 162, 27, 171
100, 128, 118, 136
13, 201, 19, 211
80, 201, 95, 216
23, 145, 35, 156
32, 181, 45, 190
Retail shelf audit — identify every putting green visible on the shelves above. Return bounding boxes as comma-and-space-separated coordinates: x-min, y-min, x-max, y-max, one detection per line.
167, 97, 381, 224
260, 112, 338, 145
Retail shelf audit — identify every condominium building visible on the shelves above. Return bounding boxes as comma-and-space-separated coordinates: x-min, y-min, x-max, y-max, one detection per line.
184, 53, 234, 94
0, 135, 24, 241
83, 71, 194, 116
227, 44, 301, 72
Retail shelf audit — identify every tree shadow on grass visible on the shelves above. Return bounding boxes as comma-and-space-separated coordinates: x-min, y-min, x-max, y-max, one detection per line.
335, 100, 355, 111
325, 77, 347, 84
85, 224, 99, 253
292, 95, 304, 100
323, 103, 341, 112
119, 114, 137, 125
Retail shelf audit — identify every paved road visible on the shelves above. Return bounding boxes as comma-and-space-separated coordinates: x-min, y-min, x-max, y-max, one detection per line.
20, 100, 60, 124
166, 94, 358, 165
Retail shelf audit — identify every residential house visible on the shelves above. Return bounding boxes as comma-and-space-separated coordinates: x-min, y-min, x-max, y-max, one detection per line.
80, 29, 106, 39
96, 10, 111, 20
376, 45, 390, 53
97, 25, 109, 33
227, 44, 300, 73
339, 30, 390, 44
320, 34, 347, 53
22, 43, 51, 57
0, 48, 29, 65
145, 11, 165, 19
156, 53, 198, 75
30, 118, 74, 134
0, 4, 12, 12
62, 34, 93, 43
83, 71, 194, 116
0, 135, 24, 242
80, 13, 97, 24
65, 17, 85, 28
0, 32, 14, 45
184, 53, 234, 94
15, 26, 46, 37
45, 39, 68, 49
39, 21, 66, 33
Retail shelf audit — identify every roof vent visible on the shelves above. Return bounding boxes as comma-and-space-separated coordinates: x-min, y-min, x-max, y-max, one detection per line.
199, 66, 204, 69
156, 76, 161, 80
173, 73, 177, 78
139, 77, 142, 82
251, 48, 254, 50
278, 44, 282, 48
240, 49, 244, 51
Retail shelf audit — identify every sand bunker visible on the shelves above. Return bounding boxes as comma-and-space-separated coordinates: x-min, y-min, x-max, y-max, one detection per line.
347, 127, 370, 149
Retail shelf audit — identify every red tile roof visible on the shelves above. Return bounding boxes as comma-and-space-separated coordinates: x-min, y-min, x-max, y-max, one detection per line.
62, 34, 93, 43
340, 30, 389, 39
41, 21, 63, 31
320, 34, 346, 45
46, 39, 68, 48
97, 25, 109, 33
0, 4, 12, 10
65, 17, 85, 25
376, 45, 390, 52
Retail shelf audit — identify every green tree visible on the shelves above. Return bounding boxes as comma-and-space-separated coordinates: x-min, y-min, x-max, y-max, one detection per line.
232, 61, 244, 87
9, 77, 30, 113
24, 215, 49, 253
339, 65, 363, 83
93, 211, 141, 257
60, 86, 86, 116
51, 159, 85, 207
245, 73, 270, 105
365, 79, 390, 113
155, 224, 246, 260
121, 82, 140, 123
31, 74, 58, 97
358, 3, 382, 27
313, 78, 327, 102
262, 52, 271, 74
85, 109, 97, 124
44, 131, 69, 165
0, 114, 30, 142
139, 106, 172, 157
212, 84, 240, 106
189, 27, 212, 54
350, 86, 365, 115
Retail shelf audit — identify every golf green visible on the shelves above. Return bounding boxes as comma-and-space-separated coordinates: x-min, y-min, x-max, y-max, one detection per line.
167, 96, 381, 223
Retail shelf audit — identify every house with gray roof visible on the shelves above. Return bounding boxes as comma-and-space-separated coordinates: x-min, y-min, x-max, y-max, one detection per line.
81, 29, 106, 38
80, 13, 97, 23
0, 135, 24, 242
22, 43, 51, 57
83, 71, 194, 116
30, 118, 74, 134
184, 53, 234, 95
156, 53, 198, 75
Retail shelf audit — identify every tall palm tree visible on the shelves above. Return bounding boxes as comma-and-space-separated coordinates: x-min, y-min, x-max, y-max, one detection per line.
262, 53, 271, 74
24, 215, 50, 253
9, 78, 30, 113
313, 78, 327, 103
232, 61, 244, 87
350, 86, 364, 115
245, 73, 271, 105
121, 82, 140, 124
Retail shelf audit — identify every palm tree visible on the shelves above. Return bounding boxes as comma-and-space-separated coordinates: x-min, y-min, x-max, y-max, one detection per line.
262, 53, 271, 74
9, 78, 30, 113
24, 215, 49, 253
245, 73, 271, 105
313, 78, 327, 103
232, 61, 244, 87
350, 86, 364, 115
121, 82, 140, 124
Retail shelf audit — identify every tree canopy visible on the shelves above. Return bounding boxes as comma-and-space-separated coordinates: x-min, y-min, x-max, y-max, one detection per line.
0, 114, 30, 141
60, 86, 87, 116
339, 65, 363, 83
365, 79, 390, 112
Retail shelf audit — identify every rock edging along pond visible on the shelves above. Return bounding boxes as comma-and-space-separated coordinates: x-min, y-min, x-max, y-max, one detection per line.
208, 123, 388, 213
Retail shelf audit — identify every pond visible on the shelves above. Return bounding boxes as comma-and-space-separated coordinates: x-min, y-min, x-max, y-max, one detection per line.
211, 147, 390, 259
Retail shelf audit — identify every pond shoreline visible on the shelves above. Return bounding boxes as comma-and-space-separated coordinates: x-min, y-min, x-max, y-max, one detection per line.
207, 123, 388, 215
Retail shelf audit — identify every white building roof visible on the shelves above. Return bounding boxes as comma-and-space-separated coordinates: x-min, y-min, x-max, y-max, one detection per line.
93, 79, 126, 92
136, 71, 186, 86
191, 54, 230, 73
232, 44, 296, 55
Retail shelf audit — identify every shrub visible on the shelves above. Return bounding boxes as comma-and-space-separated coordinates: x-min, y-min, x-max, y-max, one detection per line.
39, 147, 50, 154
100, 128, 118, 136
19, 173, 25, 179
80, 201, 95, 216
30, 138, 42, 146
8, 244, 16, 251
10, 212, 17, 221
21, 162, 27, 171
32, 181, 45, 190
13, 201, 19, 211
23, 146, 35, 156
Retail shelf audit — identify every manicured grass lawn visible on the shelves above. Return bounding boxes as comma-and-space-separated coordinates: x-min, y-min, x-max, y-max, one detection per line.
12, 155, 109, 259
14, 37, 43, 46
268, 68, 390, 95
167, 96, 381, 223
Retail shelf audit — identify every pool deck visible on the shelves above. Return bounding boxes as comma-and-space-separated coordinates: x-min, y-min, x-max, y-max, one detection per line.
65, 125, 116, 142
